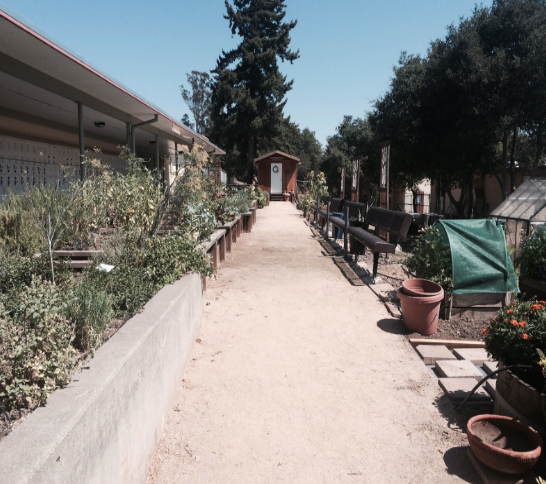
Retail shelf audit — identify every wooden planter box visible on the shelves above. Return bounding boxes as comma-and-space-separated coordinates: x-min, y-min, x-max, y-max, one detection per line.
519, 276, 546, 301
443, 292, 514, 320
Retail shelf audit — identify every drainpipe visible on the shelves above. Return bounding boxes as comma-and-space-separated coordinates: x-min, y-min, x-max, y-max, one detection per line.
126, 122, 131, 149
77, 101, 85, 181
130, 114, 159, 154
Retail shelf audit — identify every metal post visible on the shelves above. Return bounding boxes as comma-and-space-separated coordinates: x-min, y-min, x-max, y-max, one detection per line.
315, 197, 320, 227
174, 142, 178, 175
155, 135, 160, 172
126, 123, 131, 149
344, 205, 349, 256
131, 131, 136, 155
326, 201, 331, 240
77, 102, 85, 181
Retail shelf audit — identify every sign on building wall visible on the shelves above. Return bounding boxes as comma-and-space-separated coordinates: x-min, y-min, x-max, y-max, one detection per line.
379, 142, 390, 210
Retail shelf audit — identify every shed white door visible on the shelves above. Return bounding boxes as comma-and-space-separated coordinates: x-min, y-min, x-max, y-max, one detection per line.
271, 163, 282, 194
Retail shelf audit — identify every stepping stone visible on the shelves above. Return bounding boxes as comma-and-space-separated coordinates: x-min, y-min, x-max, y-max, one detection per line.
453, 347, 491, 364
438, 378, 490, 402
483, 360, 499, 377
436, 359, 484, 380
415, 345, 456, 365
485, 379, 496, 399
369, 283, 396, 302
467, 447, 535, 484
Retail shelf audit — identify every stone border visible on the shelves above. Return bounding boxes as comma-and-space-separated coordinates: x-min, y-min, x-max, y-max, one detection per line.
0, 272, 204, 484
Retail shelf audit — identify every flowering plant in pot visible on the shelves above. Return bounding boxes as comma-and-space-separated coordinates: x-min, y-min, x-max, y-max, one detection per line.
484, 299, 546, 426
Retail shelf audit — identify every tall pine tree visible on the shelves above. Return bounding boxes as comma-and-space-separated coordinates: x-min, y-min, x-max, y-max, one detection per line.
210, 0, 299, 182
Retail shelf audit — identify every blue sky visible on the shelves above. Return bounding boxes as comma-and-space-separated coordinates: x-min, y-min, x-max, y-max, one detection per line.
2, 0, 491, 147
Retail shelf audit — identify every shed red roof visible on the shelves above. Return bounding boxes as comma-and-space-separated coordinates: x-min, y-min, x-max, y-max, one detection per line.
254, 150, 300, 163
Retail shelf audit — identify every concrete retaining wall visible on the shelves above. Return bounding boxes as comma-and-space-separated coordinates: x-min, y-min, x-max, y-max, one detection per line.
0, 273, 204, 484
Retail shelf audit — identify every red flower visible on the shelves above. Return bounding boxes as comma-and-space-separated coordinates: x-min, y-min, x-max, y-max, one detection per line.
511, 320, 518, 327
507, 309, 513, 314
522, 333, 529, 340
540, 301, 546, 305
482, 328, 488, 335
531, 304, 542, 311
519, 321, 526, 327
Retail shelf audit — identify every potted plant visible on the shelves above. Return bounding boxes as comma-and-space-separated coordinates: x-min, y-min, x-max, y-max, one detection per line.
484, 299, 546, 428
283, 191, 290, 202
517, 226, 546, 301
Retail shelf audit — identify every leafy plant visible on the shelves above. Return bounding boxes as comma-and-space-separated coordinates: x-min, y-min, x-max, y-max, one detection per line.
516, 226, 546, 284
405, 225, 453, 292
64, 284, 113, 351
484, 299, 546, 388
0, 278, 76, 411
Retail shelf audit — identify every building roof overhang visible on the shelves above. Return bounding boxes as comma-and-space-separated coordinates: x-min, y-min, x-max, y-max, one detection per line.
254, 150, 300, 163
0, 5, 225, 156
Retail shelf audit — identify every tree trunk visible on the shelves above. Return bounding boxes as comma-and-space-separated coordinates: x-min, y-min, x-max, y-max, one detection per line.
501, 129, 508, 200
246, 133, 255, 184
467, 175, 474, 219
509, 125, 517, 193
532, 123, 543, 179
446, 184, 467, 218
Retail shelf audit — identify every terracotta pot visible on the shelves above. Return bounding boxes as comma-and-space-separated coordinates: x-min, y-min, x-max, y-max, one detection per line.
283, 192, 290, 202
402, 278, 443, 297
467, 414, 543, 475
398, 286, 444, 335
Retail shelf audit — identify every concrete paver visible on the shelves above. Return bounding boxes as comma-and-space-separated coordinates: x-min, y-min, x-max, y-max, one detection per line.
416, 344, 457, 364
439, 378, 490, 402
436, 359, 484, 380
453, 348, 491, 364
146, 202, 478, 484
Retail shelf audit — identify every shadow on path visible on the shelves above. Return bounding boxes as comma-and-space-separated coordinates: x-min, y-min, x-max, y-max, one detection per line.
377, 318, 404, 335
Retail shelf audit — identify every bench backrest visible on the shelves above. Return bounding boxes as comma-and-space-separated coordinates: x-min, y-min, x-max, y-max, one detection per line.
329, 198, 343, 213
344, 201, 366, 220
366, 207, 413, 239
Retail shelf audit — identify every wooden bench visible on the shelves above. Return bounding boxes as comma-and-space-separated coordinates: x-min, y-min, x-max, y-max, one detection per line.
326, 201, 367, 250
318, 197, 343, 229
309, 195, 331, 223
53, 250, 103, 269
346, 207, 413, 281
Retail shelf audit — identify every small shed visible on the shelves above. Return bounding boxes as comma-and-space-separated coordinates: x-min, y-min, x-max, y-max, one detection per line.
255, 151, 299, 199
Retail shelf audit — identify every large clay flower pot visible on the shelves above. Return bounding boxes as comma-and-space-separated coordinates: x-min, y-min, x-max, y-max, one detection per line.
398, 285, 444, 335
283, 192, 290, 202
402, 278, 443, 297
467, 414, 543, 475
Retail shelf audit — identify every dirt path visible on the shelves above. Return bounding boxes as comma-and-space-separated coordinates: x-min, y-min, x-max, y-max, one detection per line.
146, 202, 478, 484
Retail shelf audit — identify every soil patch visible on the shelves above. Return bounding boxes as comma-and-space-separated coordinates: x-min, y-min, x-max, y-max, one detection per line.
370, 250, 489, 341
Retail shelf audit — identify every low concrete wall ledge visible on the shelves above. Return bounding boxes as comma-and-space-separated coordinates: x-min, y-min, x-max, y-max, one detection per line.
0, 272, 204, 484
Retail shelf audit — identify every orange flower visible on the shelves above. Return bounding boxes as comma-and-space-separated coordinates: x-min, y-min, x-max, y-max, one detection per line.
511, 320, 519, 326
519, 321, 526, 327
482, 328, 488, 335
490, 318, 495, 322
531, 304, 542, 311
507, 309, 513, 314
522, 333, 529, 340
540, 301, 546, 305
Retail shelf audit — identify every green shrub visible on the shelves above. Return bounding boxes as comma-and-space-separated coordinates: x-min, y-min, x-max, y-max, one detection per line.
485, 299, 546, 388
65, 284, 113, 351
516, 226, 546, 283
0, 278, 76, 411
405, 225, 453, 291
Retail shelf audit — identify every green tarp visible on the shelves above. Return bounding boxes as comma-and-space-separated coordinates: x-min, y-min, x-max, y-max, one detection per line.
437, 219, 519, 295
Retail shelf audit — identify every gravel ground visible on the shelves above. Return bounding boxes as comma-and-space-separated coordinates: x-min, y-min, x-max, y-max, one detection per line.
146, 203, 482, 484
